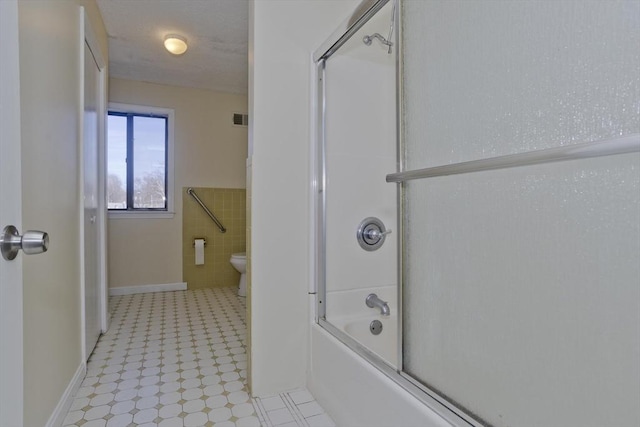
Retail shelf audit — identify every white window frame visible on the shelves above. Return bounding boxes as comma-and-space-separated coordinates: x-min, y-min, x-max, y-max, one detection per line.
107, 102, 175, 219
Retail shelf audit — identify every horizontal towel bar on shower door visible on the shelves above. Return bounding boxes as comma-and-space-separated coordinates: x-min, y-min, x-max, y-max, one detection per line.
386, 134, 640, 183
187, 188, 226, 233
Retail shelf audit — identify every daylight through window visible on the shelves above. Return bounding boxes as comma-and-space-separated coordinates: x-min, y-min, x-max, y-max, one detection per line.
107, 111, 168, 210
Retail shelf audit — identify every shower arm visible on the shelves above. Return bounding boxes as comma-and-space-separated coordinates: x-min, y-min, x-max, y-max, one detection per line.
364, 33, 391, 46
362, 1, 396, 54
363, 33, 393, 50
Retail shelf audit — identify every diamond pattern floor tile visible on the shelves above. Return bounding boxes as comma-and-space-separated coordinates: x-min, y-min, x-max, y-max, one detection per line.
63, 287, 259, 427
62, 287, 333, 427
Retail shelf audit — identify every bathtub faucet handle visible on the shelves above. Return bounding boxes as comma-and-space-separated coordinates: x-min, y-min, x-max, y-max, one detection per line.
366, 293, 390, 316
365, 228, 391, 241
357, 217, 391, 251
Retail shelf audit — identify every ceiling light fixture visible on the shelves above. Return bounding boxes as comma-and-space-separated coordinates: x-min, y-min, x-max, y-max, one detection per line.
164, 34, 188, 55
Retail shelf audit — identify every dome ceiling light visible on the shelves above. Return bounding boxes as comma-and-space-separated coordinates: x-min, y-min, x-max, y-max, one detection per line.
164, 34, 188, 55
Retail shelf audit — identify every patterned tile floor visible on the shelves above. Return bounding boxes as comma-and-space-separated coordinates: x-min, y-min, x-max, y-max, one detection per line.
62, 287, 335, 427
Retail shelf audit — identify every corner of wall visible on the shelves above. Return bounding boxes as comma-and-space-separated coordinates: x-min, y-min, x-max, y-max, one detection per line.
249, 0, 360, 398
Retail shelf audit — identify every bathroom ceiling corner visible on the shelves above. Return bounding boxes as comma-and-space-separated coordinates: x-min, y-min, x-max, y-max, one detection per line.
96, 0, 248, 94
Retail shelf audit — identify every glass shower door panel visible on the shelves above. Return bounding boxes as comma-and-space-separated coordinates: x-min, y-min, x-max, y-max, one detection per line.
403, 156, 640, 426
402, 1, 640, 424
402, 0, 640, 170
323, 0, 397, 322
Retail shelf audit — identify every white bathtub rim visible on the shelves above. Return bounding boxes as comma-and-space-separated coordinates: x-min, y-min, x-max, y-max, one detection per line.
309, 323, 478, 427
329, 313, 398, 367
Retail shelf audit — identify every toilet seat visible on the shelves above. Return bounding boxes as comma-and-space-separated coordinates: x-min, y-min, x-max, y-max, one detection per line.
231, 252, 246, 260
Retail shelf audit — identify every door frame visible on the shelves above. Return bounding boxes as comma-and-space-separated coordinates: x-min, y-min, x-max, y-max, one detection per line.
0, 0, 24, 424
80, 8, 109, 363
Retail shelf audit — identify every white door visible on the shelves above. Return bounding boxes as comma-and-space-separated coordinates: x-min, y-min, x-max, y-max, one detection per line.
0, 0, 24, 425
84, 40, 101, 358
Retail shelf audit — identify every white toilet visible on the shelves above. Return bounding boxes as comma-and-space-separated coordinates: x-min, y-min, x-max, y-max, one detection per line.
229, 252, 247, 297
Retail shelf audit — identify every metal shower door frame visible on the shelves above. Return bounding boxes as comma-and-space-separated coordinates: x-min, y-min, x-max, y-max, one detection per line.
312, 1, 480, 426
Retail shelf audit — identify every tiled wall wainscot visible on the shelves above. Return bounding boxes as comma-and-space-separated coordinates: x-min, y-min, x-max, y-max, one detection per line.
183, 188, 246, 289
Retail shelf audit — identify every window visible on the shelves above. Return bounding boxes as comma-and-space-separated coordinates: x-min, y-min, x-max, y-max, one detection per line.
107, 103, 174, 217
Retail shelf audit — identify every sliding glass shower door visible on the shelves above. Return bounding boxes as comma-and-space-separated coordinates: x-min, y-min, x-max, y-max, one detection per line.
315, 0, 399, 367
400, 1, 640, 426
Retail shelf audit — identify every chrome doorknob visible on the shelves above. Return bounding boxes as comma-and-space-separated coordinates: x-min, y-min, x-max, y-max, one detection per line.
1, 225, 49, 261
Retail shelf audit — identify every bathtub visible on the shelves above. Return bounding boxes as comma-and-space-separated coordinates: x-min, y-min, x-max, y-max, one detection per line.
330, 314, 398, 367
308, 323, 455, 427
312, 288, 457, 426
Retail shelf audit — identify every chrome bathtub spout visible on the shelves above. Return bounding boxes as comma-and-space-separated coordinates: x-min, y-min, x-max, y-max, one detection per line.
366, 293, 390, 316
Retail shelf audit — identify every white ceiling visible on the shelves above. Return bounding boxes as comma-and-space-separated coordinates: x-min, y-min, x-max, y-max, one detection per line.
96, 0, 248, 94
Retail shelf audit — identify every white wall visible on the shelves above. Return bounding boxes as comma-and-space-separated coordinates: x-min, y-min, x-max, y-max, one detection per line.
249, 0, 360, 396
107, 78, 247, 288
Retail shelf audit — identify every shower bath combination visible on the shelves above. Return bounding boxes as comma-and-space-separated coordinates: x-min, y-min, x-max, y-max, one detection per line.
313, 0, 639, 426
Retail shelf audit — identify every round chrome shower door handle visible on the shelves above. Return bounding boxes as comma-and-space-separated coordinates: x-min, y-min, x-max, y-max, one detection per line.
1, 225, 49, 261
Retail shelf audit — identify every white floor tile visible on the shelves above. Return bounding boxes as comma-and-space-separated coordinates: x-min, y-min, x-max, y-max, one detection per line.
82, 419, 107, 427
69, 397, 90, 411
183, 411, 208, 427
268, 407, 295, 425
261, 395, 287, 411
158, 417, 184, 427
206, 394, 228, 409
84, 405, 110, 421
289, 389, 314, 405
236, 416, 262, 427
158, 403, 182, 419
110, 400, 134, 415
62, 410, 83, 426
182, 399, 205, 413
105, 413, 132, 427
298, 401, 324, 418
62, 287, 334, 427
136, 395, 159, 410
133, 408, 158, 424
306, 413, 337, 427
232, 402, 257, 418
208, 406, 232, 422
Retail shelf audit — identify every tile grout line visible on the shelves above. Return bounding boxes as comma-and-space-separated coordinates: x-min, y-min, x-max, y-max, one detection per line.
252, 397, 273, 427
281, 392, 310, 427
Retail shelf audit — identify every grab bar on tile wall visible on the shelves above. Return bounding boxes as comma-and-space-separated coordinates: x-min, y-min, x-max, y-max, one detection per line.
386, 134, 640, 183
187, 188, 227, 233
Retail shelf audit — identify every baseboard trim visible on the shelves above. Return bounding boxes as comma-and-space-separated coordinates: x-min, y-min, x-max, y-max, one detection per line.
109, 282, 187, 296
46, 362, 86, 427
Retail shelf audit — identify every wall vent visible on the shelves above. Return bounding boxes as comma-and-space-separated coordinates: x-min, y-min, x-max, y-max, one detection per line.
232, 113, 249, 127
